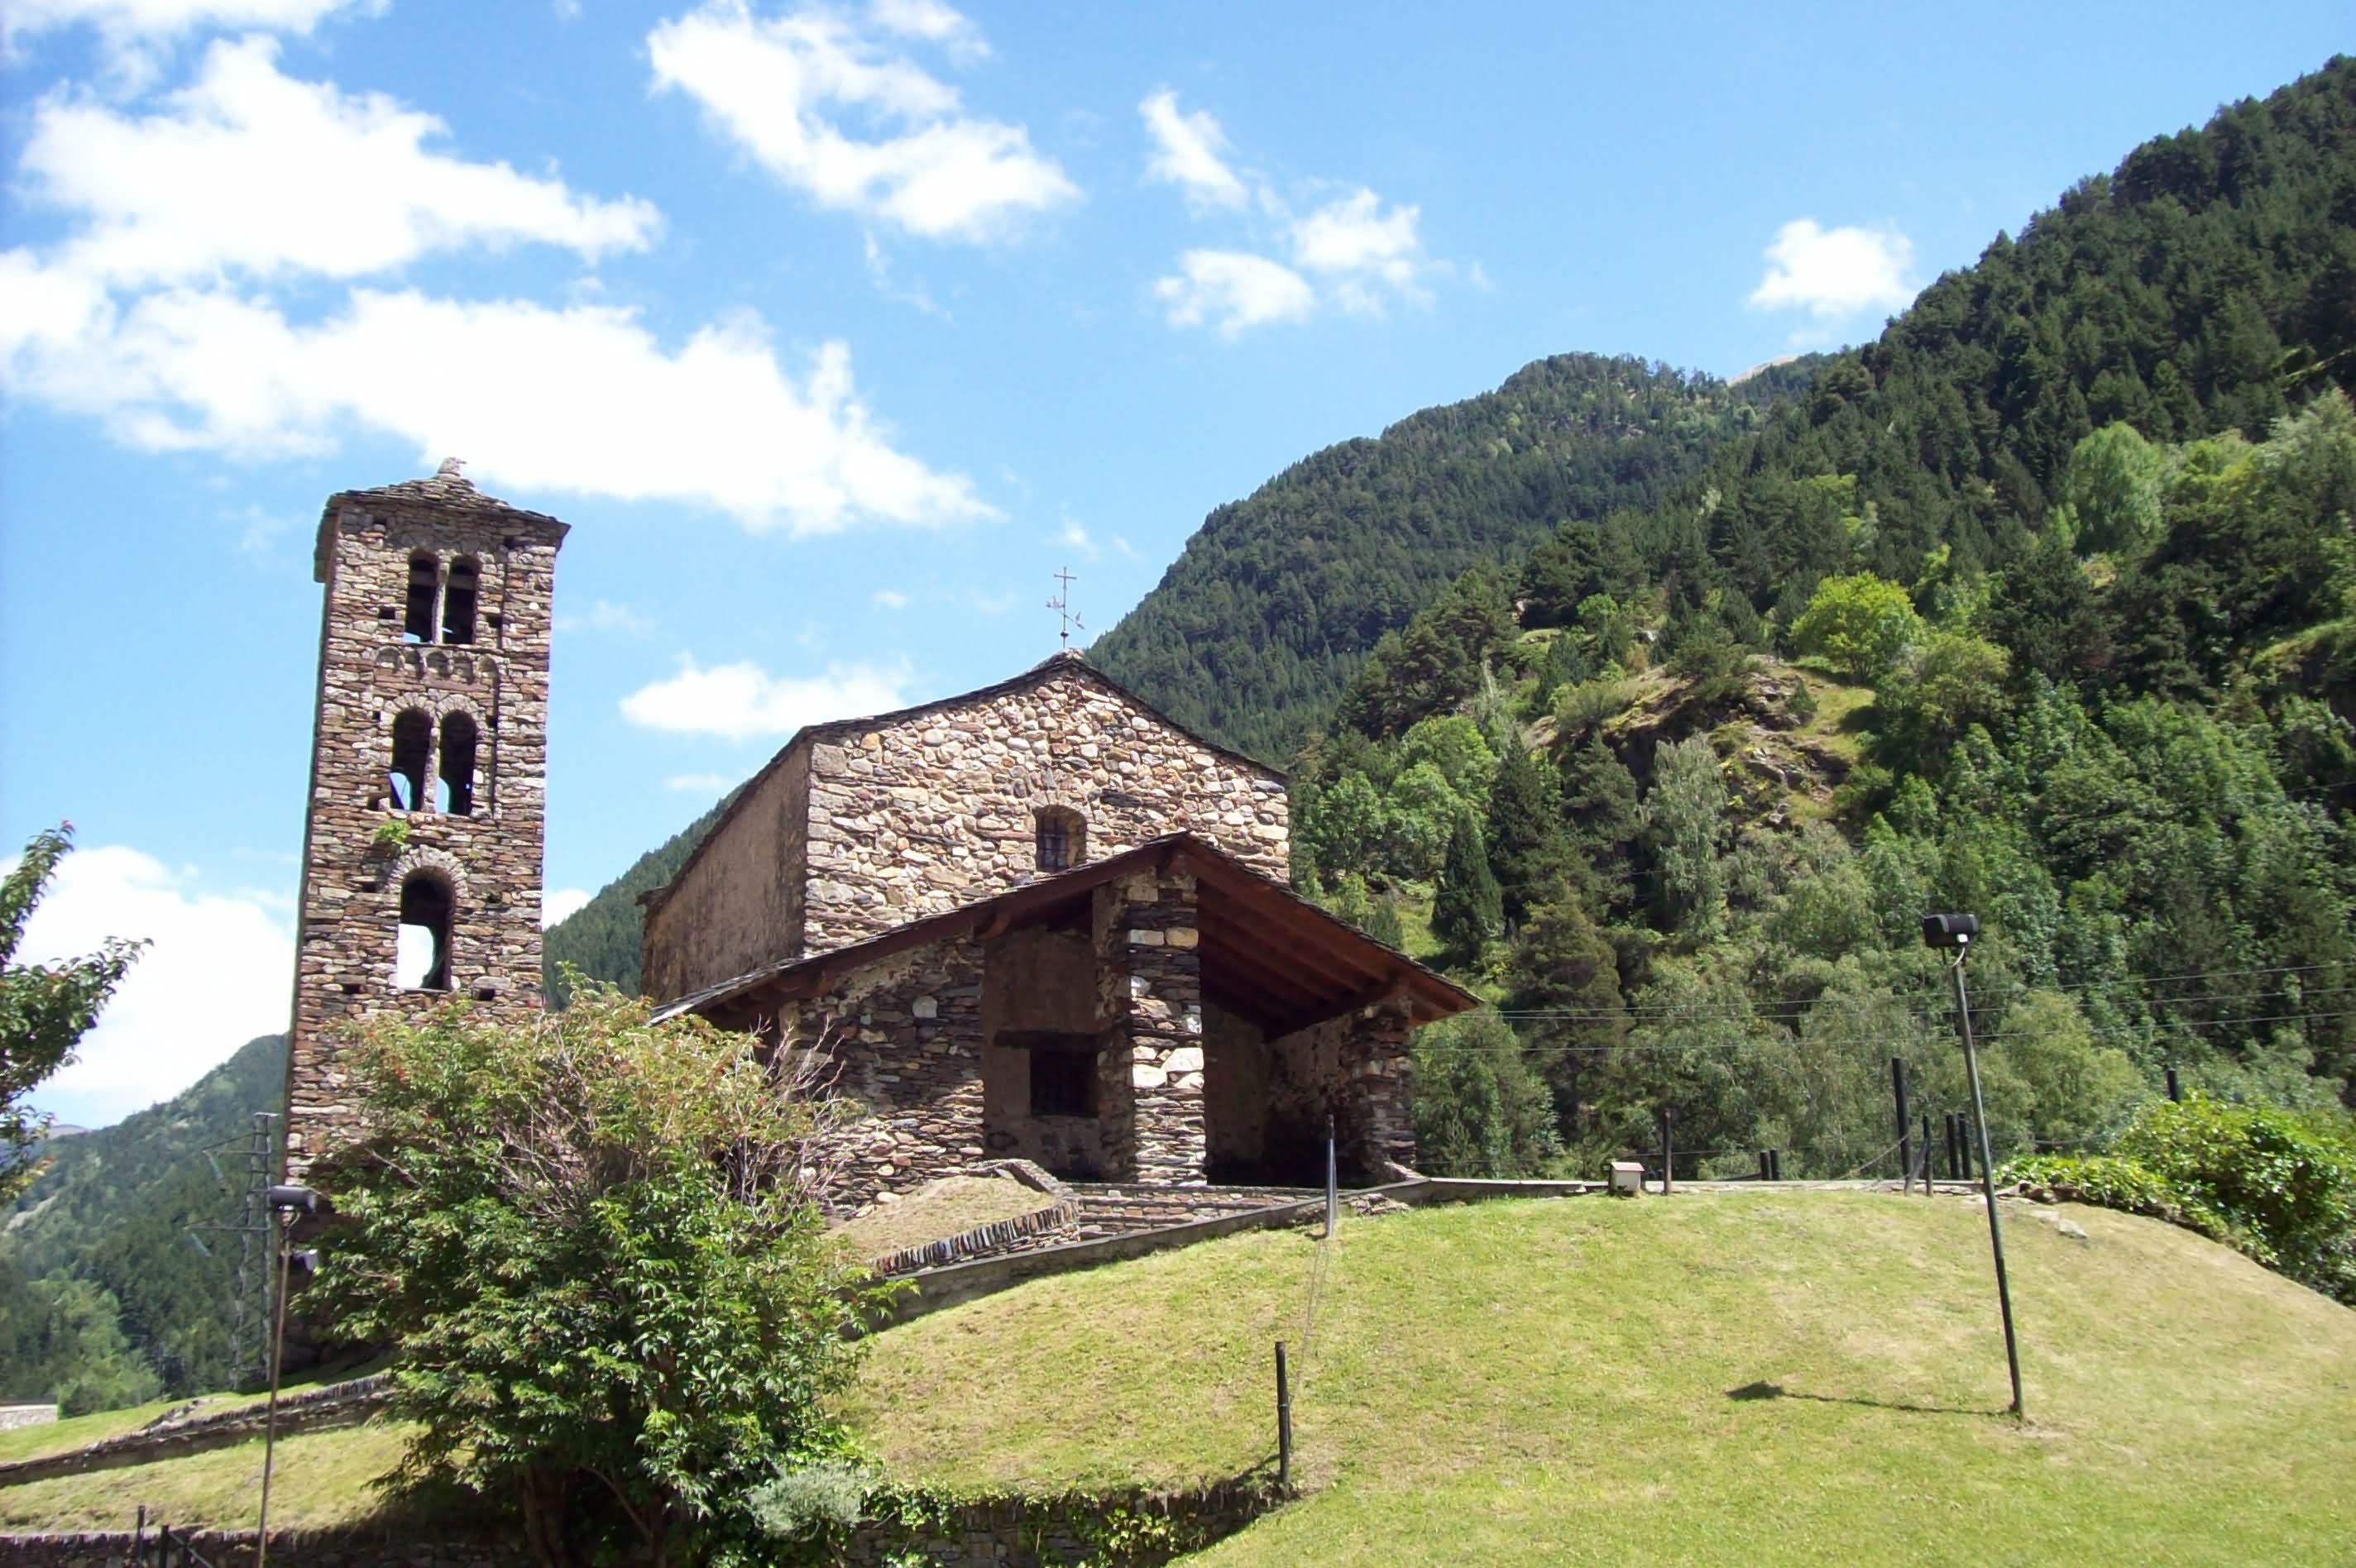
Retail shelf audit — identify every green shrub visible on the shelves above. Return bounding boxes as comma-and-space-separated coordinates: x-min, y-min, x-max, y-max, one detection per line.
1552, 676, 1639, 736
1998, 1154, 2232, 1246
2114, 1096, 2356, 1303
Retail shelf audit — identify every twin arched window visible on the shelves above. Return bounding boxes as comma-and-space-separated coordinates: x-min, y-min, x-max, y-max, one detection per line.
401, 552, 480, 646
388, 710, 480, 815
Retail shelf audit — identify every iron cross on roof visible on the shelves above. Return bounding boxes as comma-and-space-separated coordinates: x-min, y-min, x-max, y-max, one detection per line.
1046, 567, 1084, 647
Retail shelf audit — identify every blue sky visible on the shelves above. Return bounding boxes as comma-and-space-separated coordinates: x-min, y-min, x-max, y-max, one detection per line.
2, 0, 2347, 1125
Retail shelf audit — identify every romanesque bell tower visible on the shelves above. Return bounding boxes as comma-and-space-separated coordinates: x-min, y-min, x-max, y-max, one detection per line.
283, 463, 567, 1179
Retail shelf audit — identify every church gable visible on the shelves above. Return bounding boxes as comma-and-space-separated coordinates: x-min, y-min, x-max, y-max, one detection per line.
798, 650, 1289, 953
641, 651, 1289, 1004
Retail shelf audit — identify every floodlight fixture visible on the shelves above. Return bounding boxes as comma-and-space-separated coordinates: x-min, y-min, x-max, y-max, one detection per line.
1922, 913, 1981, 949
264, 1183, 320, 1214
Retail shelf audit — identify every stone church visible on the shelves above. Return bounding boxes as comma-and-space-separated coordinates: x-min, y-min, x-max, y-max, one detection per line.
282, 471, 1474, 1207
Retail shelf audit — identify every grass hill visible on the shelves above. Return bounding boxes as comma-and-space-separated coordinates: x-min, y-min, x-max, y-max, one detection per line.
854, 1193, 2356, 1564
2, 1034, 284, 1409
6, 1193, 2349, 1561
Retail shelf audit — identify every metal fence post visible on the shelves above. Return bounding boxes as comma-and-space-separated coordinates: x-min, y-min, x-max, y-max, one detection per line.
1275, 1341, 1293, 1490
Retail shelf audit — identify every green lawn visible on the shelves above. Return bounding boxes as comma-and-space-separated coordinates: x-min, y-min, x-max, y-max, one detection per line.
0, 1359, 385, 1467
853, 1192, 2356, 1565
9, 1194, 2350, 1561
0, 1422, 418, 1533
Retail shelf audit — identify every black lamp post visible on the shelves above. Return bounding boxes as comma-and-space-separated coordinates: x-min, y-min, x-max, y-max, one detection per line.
256, 1184, 322, 1566
1923, 914, 2023, 1418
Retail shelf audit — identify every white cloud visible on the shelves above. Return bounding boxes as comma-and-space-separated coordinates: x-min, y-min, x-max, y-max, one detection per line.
20, 38, 658, 288
1056, 517, 1099, 562
867, 0, 984, 57
541, 887, 591, 928
620, 655, 911, 741
664, 772, 738, 794
0, 265, 995, 533
861, 232, 947, 318
871, 587, 911, 609
1746, 218, 1918, 321
555, 598, 655, 635
1152, 249, 1314, 338
649, 0, 1075, 242
1112, 535, 1141, 562
11, 844, 293, 1128
1288, 188, 1427, 313
4, 0, 367, 65
1139, 88, 1246, 212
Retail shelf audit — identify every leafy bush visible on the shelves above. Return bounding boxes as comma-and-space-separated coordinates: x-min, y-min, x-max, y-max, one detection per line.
1999, 1154, 2231, 1245
2114, 1096, 2356, 1302
315, 985, 903, 1566
1552, 676, 1639, 736
745, 1462, 873, 1551
2004, 1098, 2356, 1303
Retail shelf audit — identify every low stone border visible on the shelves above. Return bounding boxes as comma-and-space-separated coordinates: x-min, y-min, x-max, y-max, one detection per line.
869, 1196, 1080, 1277
0, 1374, 391, 1489
843, 1478, 1276, 1566
0, 1482, 1273, 1568
874, 1176, 1602, 1326
0, 1527, 520, 1567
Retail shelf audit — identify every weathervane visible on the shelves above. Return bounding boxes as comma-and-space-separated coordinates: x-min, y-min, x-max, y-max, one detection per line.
1047, 567, 1084, 648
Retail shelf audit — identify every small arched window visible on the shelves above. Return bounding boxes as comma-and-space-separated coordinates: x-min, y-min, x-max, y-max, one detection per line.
396, 872, 453, 991
442, 555, 479, 645
438, 712, 478, 816
389, 710, 433, 812
402, 552, 438, 643
1034, 806, 1085, 873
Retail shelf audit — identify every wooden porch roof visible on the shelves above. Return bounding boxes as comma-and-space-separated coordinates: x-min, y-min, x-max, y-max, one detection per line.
651, 832, 1479, 1038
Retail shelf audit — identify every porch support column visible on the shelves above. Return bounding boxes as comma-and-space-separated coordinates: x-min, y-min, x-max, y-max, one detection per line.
1099, 864, 1206, 1184
1344, 998, 1417, 1177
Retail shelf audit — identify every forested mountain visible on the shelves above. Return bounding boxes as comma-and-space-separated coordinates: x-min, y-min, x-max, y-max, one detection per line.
2, 1034, 282, 1411
541, 790, 739, 1006
540, 59, 2356, 1203
1293, 57, 2356, 1194
1085, 354, 1819, 761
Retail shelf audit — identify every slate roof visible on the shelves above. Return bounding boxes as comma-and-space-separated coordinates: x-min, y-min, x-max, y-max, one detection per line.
652, 830, 1478, 1038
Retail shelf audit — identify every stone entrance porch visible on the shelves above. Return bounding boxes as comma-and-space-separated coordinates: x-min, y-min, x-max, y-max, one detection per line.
658, 834, 1477, 1212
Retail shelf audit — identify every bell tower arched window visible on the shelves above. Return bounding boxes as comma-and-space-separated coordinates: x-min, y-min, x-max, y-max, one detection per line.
438, 712, 478, 816
396, 872, 453, 991
1034, 806, 1085, 872
389, 710, 433, 812
402, 551, 438, 643
442, 555, 479, 645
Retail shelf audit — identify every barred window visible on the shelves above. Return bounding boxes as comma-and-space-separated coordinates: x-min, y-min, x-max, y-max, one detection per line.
1033, 806, 1085, 872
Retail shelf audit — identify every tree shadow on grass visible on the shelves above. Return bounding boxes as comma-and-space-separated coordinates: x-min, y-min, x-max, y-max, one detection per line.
1726, 1380, 1996, 1418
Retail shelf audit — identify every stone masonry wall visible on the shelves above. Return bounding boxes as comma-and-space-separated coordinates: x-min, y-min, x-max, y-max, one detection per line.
1102, 868, 1208, 1184
284, 476, 564, 1181
1265, 1002, 1415, 1182
640, 748, 808, 1006
793, 933, 989, 1213
798, 654, 1287, 960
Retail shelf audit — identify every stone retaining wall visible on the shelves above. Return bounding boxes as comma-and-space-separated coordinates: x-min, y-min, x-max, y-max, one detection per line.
0, 1376, 390, 1489
0, 1528, 522, 1567
0, 1483, 1269, 1568
870, 1197, 1080, 1277
840, 1480, 1273, 1566
0, 1408, 55, 1433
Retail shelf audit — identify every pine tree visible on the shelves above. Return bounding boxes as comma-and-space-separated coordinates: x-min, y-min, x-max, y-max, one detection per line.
1433, 810, 1504, 956
1485, 730, 1569, 925
1503, 889, 1626, 1130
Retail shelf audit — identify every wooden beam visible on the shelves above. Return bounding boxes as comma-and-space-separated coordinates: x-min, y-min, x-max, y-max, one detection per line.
1198, 930, 1353, 1019
1199, 896, 1374, 996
